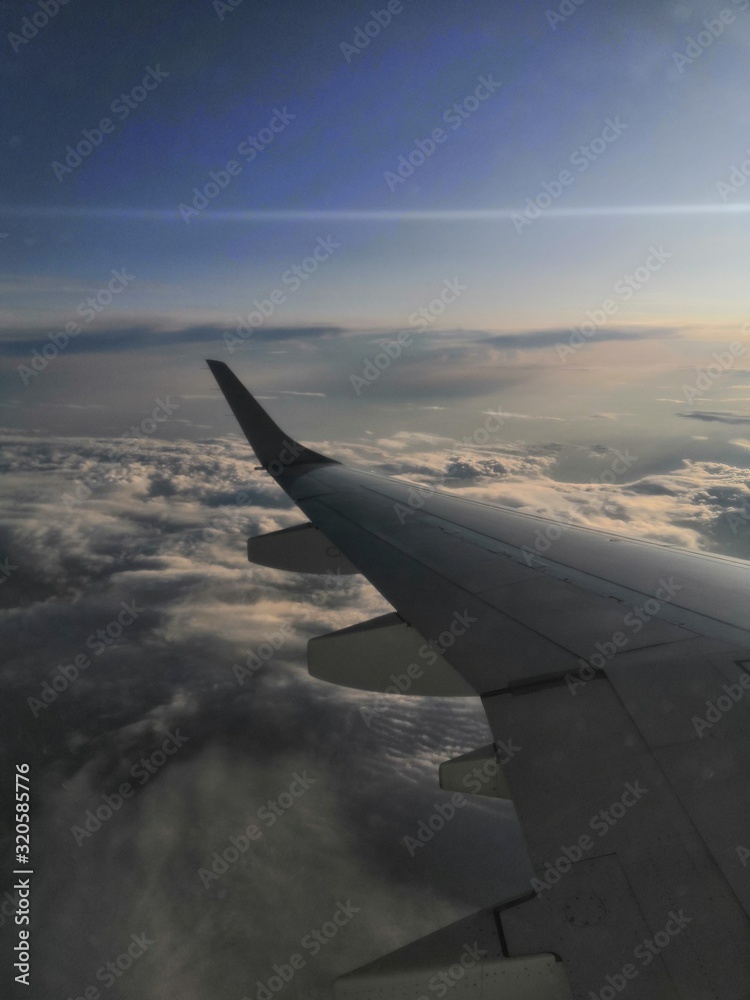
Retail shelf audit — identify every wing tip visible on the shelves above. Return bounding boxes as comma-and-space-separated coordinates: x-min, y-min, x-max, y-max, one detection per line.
205, 359, 338, 471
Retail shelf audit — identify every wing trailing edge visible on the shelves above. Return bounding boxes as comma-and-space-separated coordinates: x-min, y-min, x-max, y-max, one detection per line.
334, 905, 573, 999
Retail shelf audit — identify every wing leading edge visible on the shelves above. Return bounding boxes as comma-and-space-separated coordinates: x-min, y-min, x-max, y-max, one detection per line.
207, 361, 750, 999
207, 359, 337, 474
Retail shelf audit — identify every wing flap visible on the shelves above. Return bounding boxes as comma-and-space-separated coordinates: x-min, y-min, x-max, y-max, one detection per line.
483, 667, 750, 998
247, 522, 358, 575
307, 612, 475, 695
333, 904, 574, 1000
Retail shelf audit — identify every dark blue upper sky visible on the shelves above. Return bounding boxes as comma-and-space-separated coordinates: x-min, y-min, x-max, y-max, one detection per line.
4, 0, 750, 330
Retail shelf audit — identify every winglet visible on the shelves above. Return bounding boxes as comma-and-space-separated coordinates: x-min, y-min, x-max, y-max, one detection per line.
206, 360, 338, 472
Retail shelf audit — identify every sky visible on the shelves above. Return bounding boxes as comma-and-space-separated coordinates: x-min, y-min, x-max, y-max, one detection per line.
2, 1, 750, 998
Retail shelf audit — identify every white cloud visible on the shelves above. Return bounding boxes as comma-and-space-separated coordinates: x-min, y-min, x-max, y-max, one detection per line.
4, 426, 750, 998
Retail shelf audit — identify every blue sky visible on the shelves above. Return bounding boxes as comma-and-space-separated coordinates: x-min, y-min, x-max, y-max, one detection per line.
4, 0, 750, 336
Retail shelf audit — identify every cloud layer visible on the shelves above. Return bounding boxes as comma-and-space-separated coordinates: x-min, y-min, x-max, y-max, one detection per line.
2, 419, 749, 997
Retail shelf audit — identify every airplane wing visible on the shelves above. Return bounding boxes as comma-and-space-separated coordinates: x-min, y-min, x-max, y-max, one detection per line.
207, 360, 750, 999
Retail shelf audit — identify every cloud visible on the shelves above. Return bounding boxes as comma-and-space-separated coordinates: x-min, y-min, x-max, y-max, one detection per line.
0, 321, 682, 367
483, 327, 678, 350
678, 410, 750, 424
278, 390, 327, 397
1, 431, 533, 999
486, 411, 564, 422
0, 324, 347, 356
4, 422, 750, 998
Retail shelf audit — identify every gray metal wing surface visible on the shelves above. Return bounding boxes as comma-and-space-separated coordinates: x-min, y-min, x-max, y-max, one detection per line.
208, 360, 750, 999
